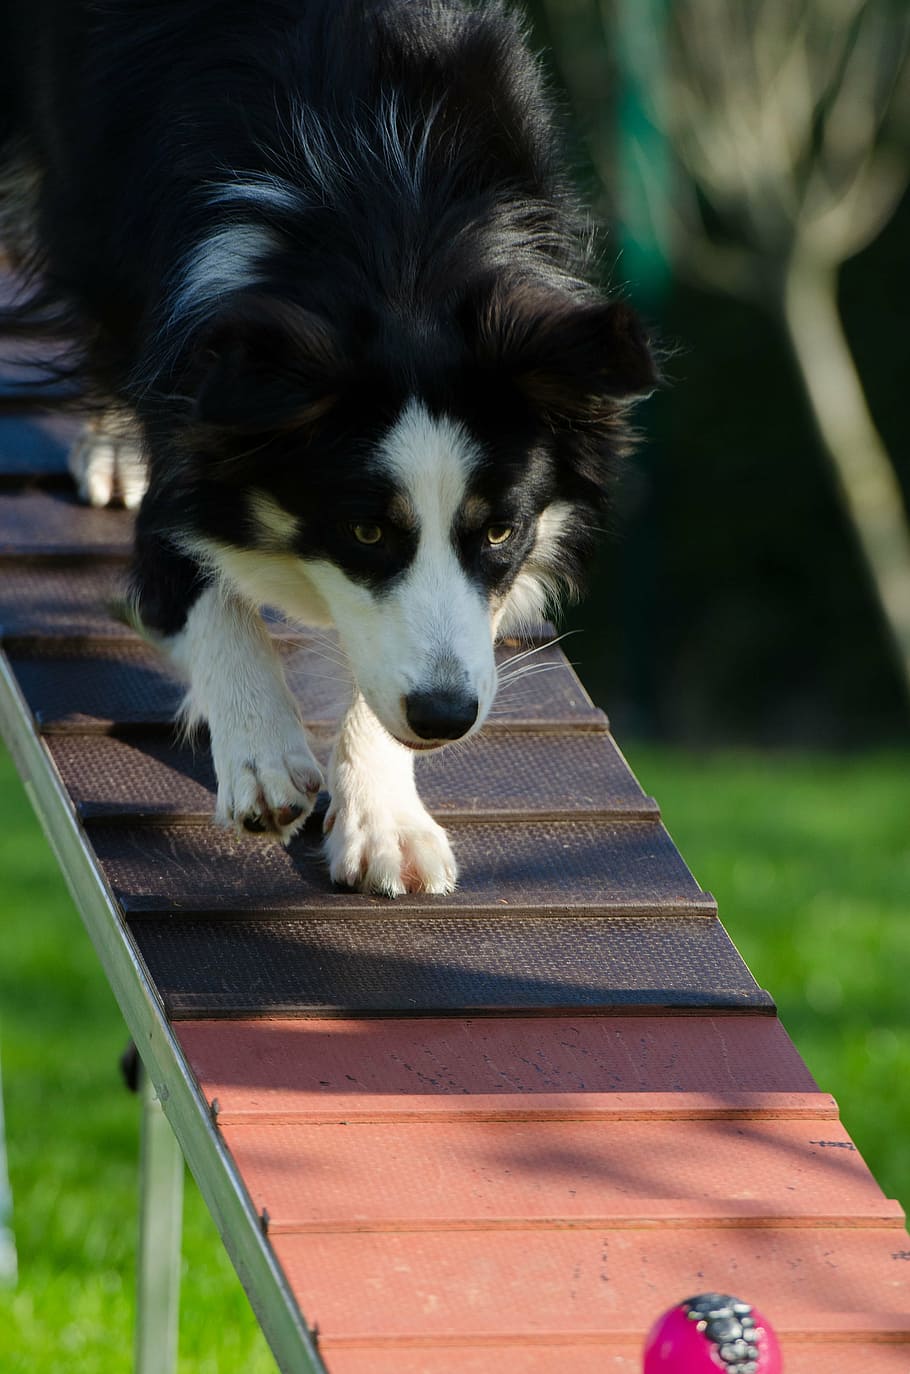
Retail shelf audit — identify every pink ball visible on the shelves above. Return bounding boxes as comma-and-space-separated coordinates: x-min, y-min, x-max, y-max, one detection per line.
643, 1293, 782, 1372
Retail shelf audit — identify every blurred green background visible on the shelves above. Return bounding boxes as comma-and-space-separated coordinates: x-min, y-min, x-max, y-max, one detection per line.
528, 0, 910, 742
1, 0, 909, 1368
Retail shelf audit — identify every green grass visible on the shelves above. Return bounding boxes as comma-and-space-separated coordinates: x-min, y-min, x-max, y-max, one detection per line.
0, 743, 908, 1369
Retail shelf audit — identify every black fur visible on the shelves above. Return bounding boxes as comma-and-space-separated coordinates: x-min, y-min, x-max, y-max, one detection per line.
0, 0, 656, 630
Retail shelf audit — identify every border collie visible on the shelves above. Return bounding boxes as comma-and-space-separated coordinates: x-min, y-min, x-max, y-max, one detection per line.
0, 0, 656, 895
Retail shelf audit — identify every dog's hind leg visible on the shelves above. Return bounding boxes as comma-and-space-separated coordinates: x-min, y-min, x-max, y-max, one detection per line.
324, 693, 457, 896
69, 406, 148, 509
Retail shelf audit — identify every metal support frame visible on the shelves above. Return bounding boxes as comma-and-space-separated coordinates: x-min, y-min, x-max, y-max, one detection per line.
0, 1042, 16, 1286
136, 1067, 185, 1374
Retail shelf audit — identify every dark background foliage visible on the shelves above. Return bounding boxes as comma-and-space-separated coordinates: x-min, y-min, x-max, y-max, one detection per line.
526, 1, 910, 744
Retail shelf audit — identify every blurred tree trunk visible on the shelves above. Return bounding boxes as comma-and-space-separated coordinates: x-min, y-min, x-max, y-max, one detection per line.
783, 253, 910, 678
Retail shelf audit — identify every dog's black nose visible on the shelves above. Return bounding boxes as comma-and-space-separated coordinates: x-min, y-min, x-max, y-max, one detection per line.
405, 690, 479, 741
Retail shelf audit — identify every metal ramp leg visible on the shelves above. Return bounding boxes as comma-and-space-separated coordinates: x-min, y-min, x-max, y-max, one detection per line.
136, 1067, 184, 1374
0, 1043, 16, 1286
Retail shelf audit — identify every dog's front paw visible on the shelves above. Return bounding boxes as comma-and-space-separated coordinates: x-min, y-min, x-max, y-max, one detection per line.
213, 734, 323, 844
69, 412, 148, 509
323, 797, 457, 897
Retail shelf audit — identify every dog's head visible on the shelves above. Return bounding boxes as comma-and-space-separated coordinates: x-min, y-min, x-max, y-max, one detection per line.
184, 282, 656, 748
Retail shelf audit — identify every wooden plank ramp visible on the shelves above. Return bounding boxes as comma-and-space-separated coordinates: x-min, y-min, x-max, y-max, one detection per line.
0, 410, 908, 1372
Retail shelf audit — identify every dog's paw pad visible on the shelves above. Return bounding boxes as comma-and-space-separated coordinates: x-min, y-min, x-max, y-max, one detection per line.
216, 745, 323, 843
324, 804, 457, 896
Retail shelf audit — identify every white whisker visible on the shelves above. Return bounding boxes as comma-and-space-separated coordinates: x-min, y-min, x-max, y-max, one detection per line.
496, 629, 576, 673
497, 663, 563, 688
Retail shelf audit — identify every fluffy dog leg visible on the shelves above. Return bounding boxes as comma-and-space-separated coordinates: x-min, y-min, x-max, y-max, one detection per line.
167, 584, 323, 842
324, 693, 457, 896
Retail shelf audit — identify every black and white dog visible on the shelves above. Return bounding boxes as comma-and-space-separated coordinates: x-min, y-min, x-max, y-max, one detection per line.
0, 0, 655, 894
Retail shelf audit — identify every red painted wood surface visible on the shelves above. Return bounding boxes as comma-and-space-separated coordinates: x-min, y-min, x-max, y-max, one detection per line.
274, 1229, 910, 1342
178, 1014, 819, 1117
179, 1015, 910, 1369
325, 1345, 910, 1374
315, 1352, 646, 1374
222, 1117, 901, 1230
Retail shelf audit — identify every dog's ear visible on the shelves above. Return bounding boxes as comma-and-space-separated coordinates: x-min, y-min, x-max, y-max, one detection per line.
193, 294, 344, 433
469, 283, 658, 422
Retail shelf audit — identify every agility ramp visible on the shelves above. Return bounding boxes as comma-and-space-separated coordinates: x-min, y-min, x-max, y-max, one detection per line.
0, 409, 908, 1373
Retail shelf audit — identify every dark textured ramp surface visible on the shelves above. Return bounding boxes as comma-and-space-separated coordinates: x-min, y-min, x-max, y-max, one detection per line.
49, 729, 658, 821
0, 558, 132, 639
12, 641, 186, 728
0, 487, 133, 554
90, 818, 714, 917
13, 639, 351, 730
130, 915, 771, 1017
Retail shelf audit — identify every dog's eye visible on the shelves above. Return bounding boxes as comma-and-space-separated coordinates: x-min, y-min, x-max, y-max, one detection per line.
351, 523, 383, 545
485, 524, 513, 546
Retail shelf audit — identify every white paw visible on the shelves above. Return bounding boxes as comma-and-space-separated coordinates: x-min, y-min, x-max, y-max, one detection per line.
323, 797, 457, 897
212, 731, 324, 844
69, 413, 148, 509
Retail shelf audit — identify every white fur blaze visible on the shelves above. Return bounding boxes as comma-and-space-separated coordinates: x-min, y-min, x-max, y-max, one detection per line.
166, 586, 323, 842
324, 695, 457, 896
302, 398, 497, 743
69, 409, 148, 509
